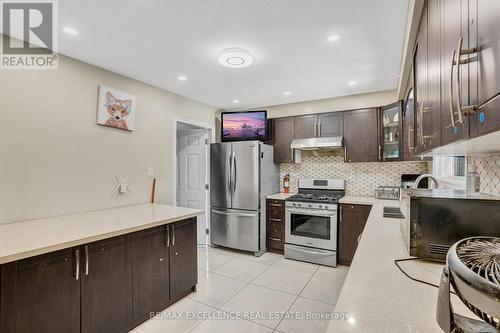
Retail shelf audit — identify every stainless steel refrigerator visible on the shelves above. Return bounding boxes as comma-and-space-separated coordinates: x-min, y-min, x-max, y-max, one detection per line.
210, 141, 278, 256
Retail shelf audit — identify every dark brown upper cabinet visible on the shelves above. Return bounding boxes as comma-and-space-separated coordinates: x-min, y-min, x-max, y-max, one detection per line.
470, 0, 500, 137
293, 114, 317, 139
403, 86, 418, 161
414, 3, 428, 155
343, 108, 379, 162
293, 113, 343, 139
380, 102, 403, 161
317, 112, 343, 137
0, 248, 81, 333
440, 0, 470, 145
272, 117, 295, 163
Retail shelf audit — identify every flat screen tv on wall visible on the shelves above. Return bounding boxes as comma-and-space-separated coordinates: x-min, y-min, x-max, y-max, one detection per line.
221, 110, 267, 142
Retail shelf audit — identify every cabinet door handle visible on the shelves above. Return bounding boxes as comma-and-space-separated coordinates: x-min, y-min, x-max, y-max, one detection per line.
166, 225, 170, 247
318, 122, 322, 137
269, 203, 282, 207
454, 37, 478, 119
172, 225, 175, 247
269, 237, 281, 242
74, 249, 80, 281
269, 218, 282, 222
339, 205, 342, 222
449, 49, 457, 128
84, 245, 89, 276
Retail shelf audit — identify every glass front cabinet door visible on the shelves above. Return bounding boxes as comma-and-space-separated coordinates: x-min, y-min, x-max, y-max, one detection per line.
380, 101, 403, 161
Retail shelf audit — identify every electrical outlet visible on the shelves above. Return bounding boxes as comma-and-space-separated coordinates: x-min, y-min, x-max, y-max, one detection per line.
148, 168, 154, 178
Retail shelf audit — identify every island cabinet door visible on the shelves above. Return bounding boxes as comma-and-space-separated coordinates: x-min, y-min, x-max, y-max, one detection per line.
0, 248, 80, 333
169, 218, 198, 300
131, 225, 170, 322
81, 235, 133, 333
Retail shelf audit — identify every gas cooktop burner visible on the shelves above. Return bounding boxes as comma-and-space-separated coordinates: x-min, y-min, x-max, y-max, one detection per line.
287, 193, 343, 204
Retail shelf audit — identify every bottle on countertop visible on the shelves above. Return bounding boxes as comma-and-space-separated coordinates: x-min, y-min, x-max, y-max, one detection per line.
283, 174, 290, 193
466, 165, 480, 196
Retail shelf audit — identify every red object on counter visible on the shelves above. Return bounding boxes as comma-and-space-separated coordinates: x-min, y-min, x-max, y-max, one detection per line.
151, 178, 156, 203
283, 174, 290, 193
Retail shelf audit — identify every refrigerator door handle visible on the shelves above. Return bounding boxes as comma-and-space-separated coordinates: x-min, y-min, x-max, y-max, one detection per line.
228, 152, 233, 195
212, 209, 256, 218
232, 152, 237, 194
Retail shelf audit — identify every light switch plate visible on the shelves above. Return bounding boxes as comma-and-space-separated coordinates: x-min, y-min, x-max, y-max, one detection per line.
148, 168, 154, 178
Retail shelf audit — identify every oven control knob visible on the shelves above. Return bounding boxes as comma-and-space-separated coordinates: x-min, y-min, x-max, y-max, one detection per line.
298, 203, 302, 207
318, 205, 323, 209
324, 206, 329, 210
308, 204, 312, 208
292, 203, 297, 207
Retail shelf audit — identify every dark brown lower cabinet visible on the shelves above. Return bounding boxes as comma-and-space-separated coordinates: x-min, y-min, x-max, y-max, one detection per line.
81, 236, 133, 333
169, 219, 197, 299
266, 199, 285, 253
338, 204, 372, 266
0, 248, 80, 333
0, 218, 198, 333
132, 226, 170, 322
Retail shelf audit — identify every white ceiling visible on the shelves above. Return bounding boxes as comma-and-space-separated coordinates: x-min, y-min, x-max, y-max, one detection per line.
56, 0, 409, 110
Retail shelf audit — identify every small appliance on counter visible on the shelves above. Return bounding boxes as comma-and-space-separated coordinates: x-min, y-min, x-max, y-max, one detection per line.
284, 178, 345, 267
400, 189, 500, 261
375, 186, 400, 200
437, 237, 499, 332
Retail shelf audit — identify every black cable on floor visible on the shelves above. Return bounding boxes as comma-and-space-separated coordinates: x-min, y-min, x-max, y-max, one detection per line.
394, 257, 456, 295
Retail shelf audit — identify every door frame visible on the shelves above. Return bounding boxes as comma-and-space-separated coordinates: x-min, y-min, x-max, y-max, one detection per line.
172, 117, 214, 245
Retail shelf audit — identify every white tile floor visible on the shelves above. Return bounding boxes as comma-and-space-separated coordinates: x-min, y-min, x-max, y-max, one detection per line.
132, 246, 349, 333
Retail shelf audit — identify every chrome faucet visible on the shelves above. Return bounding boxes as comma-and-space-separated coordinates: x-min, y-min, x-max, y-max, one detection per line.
413, 174, 439, 189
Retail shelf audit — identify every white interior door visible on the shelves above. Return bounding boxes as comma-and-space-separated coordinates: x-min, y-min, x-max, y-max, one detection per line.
177, 128, 208, 245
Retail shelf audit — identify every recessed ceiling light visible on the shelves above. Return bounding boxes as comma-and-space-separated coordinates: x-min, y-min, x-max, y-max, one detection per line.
177, 75, 187, 81
218, 48, 254, 68
327, 34, 340, 42
283, 91, 291, 96
233, 99, 240, 104
63, 27, 79, 35
348, 80, 358, 86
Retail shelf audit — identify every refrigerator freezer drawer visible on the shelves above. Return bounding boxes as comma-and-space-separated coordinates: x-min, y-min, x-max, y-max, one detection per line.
211, 207, 259, 252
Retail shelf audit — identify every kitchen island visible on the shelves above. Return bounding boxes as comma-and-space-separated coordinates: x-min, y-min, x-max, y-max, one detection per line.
0, 203, 203, 333
329, 197, 477, 332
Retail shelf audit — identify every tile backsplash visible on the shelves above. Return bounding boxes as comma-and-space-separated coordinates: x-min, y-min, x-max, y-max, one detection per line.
279, 151, 429, 196
468, 153, 500, 196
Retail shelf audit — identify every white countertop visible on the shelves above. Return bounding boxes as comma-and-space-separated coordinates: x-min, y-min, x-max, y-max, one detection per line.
266, 192, 296, 200
328, 199, 477, 332
338, 196, 376, 205
0, 203, 203, 264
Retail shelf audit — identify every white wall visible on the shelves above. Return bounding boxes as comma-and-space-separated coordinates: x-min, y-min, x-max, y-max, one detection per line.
261, 89, 398, 118
0, 54, 217, 223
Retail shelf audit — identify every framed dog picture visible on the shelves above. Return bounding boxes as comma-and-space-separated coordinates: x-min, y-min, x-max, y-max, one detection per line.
97, 85, 136, 131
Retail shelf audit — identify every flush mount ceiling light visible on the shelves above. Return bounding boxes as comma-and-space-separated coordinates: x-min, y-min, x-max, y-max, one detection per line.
327, 34, 340, 42
348, 80, 358, 86
233, 99, 240, 104
218, 48, 254, 68
177, 75, 187, 81
283, 91, 291, 96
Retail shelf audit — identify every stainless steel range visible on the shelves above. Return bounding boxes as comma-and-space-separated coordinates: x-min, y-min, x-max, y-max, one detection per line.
284, 178, 345, 267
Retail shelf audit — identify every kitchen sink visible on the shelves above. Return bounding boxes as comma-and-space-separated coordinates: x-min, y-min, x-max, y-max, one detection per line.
383, 207, 405, 219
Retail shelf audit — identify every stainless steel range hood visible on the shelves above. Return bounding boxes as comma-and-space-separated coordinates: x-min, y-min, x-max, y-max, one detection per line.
290, 137, 344, 150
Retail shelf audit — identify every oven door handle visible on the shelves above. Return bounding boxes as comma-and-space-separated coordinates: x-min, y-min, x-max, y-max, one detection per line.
286, 209, 336, 217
